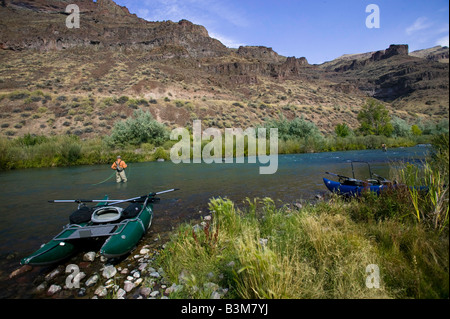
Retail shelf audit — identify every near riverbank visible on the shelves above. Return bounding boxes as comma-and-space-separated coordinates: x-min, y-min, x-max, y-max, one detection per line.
9, 185, 448, 299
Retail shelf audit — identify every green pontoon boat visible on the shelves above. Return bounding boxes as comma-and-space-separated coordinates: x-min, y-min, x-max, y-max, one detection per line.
21, 189, 178, 266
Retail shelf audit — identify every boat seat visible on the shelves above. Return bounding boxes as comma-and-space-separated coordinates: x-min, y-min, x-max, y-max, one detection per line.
91, 207, 123, 224
342, 179, 364, 186
55, 224, 119, 240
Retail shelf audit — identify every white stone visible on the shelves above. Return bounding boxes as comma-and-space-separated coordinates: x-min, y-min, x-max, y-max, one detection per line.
83, 251, 96, 262
138, 263, 148, 272
95, 285, 108, 297
140, 287, 151, 298
123, 281, 135, 292
45, 269, 60, 281
165, 283, 183, 294
116, 288, 126, 299
211, 291, 221, 299
85, 274, 99, 287
35, 282, 47, 292
102, 265, 117, 279
47, 284, 61, 295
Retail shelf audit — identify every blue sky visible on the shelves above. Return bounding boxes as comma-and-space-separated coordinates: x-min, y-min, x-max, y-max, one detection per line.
113, 0, 449, 64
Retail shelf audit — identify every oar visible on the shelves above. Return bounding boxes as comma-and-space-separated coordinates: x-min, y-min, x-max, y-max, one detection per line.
49, 199, 109, 203
49, 189, 180, 205
106, 189, 180, 206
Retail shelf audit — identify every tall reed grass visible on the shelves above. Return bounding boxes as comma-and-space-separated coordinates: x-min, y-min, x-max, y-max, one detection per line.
157, 197, 393, 299
155, 194, 448, 299
390, 133, 450, 232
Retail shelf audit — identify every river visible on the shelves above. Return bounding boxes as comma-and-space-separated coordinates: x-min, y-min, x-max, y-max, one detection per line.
0, 146, 430, 298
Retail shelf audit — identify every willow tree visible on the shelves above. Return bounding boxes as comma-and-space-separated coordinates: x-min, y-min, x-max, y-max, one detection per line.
357, 98, 393, 137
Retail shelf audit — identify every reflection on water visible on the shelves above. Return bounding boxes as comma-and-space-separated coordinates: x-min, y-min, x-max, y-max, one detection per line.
0, 146, 429, 297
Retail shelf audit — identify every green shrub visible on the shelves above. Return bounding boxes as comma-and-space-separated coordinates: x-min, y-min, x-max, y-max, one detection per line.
107, 110, 169, 146
116, 96, 129, 104
59, 141, 82, 165
358, 98, 393, 137
411, 125, 422, 136
391, 117, 411, 138
335, 123, 352, 138
9, 91, 30, 101
152, 147, 169, 161
264, 116, 323, 141
17, 134, 48, 146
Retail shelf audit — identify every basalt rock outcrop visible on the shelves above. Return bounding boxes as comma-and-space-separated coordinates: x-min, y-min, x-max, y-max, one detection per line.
236, 46, 283, 63
203, 53, 310, 82
332, 45, 410, 72
327, 44, 448, 103
0, 0, 228, 57
410, 46, 449, 63
371, 44, 409, 61
275, 56, 309, 78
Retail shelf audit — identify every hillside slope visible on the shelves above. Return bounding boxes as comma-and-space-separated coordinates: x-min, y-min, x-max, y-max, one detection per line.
0, 0, 448, 139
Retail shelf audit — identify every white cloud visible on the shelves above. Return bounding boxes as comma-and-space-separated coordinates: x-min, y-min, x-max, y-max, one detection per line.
136, 8, 151, 21
136, 0, 248, 28
406, 17, 433, 35
209, 32, 243, 48
436, 34, 449, 47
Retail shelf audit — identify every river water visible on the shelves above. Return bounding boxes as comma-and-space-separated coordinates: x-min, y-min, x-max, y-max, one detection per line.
0, 146, 430, 298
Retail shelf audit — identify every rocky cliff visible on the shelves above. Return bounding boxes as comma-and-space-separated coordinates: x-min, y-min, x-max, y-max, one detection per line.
321, 44, 448, 110
0, 0, 228, 57
410, 46, 450, 63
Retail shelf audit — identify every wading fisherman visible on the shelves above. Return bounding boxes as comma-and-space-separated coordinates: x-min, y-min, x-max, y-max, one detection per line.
111, 156, 128, 183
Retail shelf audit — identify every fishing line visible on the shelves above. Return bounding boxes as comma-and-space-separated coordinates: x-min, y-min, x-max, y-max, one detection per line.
91, 172, 115, 186
91, 164, 132, 186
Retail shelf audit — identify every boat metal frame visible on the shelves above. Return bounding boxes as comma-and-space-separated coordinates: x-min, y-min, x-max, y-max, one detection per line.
53, 195, 153, 242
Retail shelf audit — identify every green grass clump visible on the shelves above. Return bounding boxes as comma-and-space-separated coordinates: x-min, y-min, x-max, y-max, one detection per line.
154, 194, 448, 299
